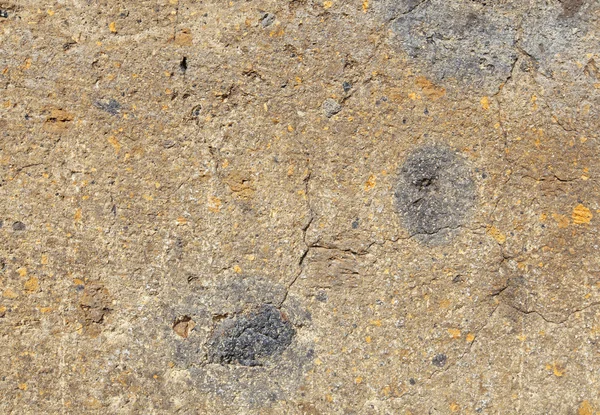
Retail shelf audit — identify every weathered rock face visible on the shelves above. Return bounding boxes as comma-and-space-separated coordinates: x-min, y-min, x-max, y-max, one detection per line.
1, 0, 599, 413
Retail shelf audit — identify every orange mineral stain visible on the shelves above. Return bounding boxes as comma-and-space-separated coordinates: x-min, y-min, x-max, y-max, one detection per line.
572, 204, 593, 224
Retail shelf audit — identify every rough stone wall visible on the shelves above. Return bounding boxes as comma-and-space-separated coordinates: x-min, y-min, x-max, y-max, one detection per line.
1, 0, 599, 413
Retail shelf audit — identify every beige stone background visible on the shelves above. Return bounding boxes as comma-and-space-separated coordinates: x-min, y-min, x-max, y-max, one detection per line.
1, 0, 599, 413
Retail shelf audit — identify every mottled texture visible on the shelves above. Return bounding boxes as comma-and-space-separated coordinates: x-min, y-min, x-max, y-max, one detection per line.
1, 0, 599, 413
395, 145, 476, 238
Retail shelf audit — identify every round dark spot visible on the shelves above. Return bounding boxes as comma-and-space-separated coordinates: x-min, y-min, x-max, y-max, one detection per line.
12, 221, 26, 231
94, 98, 121, 116
351, 218, 360, 229
409, 377, 416, 385
432, 353, 447, 367
207, 304, 295, 367
315, 291, 328, 302
395, 145, 476, 237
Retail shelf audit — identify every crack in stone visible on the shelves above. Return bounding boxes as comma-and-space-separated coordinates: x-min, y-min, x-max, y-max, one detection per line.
388, 0, 430, 23
280, 155, 313, 307
503, 301, 600, 325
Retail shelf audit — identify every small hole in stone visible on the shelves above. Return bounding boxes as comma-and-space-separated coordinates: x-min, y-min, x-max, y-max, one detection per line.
173, 315, 195, 338
432, 353, 447, 367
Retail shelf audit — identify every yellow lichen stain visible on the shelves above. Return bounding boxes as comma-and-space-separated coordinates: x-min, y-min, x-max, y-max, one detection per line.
18, 267, 27, 278
517, 334, 527, 342
208, 196, 222, 212
572, 204, 593, 225
552, 213, 570, 228
362, 0, 369, 12
539, 213, 547, 222
439, 298, 451, 308
364, 174, 376, 191
39, 306, 54, 313
448, 328, 461, 339
466, 333, 475, 342
23, 58, 32, 70
370, 319, 382, 327
176, 217, 187, 224
355, 376, 363, 384
107, 136, 121, 154
581, 167, 589, 181
531, 94, 538, 110
415, 77, 446, 100
24, 277, 39, 293
74, 208, 82, 222
233, 265, 242, 273
480, 96, 490, 110
109, 21, 117, 33
323, 0, 333, 9
450, 402, 460, 412
578, 400, 595, 415
47, 9, 54, 16
142, 194, 153, 201
269, 26, 285, 37
546, 362, 565, 377
365, 336, 372, 344
486, 225, 506, 244
408, 92, 420, 100
18, 383, 27, 391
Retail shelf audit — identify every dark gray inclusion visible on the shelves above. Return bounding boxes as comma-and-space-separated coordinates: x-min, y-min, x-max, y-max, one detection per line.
208, 305, 295, 367
395, 145, 476, 236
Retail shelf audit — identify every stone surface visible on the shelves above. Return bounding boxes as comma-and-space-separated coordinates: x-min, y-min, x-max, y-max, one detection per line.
1, 0, 599, 413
